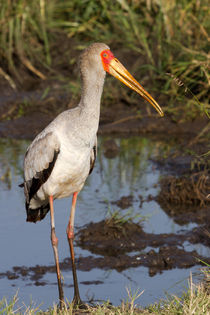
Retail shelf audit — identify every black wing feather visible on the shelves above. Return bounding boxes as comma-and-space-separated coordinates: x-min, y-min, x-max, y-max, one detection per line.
25, 149, 60, 203
26, 202, 50, 223
89, 145, 97, 175
21, 149, 60, 223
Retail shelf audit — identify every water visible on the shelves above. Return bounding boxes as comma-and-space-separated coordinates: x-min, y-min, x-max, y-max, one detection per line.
0, 136, 206, 310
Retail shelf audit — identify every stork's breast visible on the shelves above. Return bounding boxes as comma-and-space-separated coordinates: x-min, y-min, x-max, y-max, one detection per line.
41, 143, 91, 198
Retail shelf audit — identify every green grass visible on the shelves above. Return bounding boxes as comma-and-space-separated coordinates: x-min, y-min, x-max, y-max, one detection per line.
105, 207, 146, 228
1, 270, 209, 314
0, 0, 209, 119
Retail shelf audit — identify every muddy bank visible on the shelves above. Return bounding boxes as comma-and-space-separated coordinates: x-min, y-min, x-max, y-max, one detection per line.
0, 220, 209, 285
0, 85, 73, 139
76, 219, 210, 255
154, 167, 210, 226
0, 104, 209, 148
0, 248, 206, 285
0, 74, 209, 149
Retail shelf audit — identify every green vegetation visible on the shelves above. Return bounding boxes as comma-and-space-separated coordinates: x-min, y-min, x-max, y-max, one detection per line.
105, 207, 147, 232
0, 270, 209, 314
0, 0, 209, 119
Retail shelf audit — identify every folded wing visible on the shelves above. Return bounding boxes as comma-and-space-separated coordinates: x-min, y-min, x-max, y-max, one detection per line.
23, 131, 60, 208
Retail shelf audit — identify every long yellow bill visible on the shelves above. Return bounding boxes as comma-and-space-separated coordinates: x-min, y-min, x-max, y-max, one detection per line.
109, 58, 164, 117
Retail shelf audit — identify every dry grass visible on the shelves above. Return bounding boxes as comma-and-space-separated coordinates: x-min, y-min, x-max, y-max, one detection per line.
1, 269, 209, 314
157, 170, 210, 208
0, 0, 209, 120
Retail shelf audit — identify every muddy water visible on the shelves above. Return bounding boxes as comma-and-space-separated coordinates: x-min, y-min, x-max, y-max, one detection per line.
0, 137, 208, 309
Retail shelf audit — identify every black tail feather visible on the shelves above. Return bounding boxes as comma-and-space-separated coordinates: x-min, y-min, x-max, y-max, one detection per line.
26, 202, 50, 223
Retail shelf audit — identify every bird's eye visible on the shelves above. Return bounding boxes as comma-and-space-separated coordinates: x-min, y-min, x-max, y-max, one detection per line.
103, 53, 108, 58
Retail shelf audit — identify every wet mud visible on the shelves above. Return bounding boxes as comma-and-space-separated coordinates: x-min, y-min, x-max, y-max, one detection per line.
0, 72, 209, 147
0, 219, 209, 285
77, 218, 210, 253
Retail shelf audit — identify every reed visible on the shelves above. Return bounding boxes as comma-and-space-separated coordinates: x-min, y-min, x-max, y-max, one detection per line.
0, 0, 209, 118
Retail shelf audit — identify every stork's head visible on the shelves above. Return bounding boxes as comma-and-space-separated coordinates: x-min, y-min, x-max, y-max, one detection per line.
80, 43, 164, 117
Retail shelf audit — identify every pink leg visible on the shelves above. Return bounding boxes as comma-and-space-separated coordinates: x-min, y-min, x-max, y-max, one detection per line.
66, 192, 83, 305
49, 195, 64, 309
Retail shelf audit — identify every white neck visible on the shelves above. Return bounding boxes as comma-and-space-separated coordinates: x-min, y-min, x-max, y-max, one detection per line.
78, 70, 106, 131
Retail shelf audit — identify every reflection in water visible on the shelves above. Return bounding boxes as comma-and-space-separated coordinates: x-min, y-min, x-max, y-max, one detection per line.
99, 138, 152, 193
0, 138, 28, 189
0, 136, 205, 309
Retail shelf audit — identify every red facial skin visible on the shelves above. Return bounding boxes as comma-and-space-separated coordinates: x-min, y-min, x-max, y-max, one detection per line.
100, 49, 115, 72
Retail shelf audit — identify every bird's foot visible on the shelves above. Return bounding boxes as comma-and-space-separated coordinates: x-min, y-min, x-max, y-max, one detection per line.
72, 296, 88, 310
52, 300, 65, 312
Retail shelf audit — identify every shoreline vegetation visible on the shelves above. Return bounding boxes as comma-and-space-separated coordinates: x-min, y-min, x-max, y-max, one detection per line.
0, 270, 209, 314
0, 0, 209, 121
